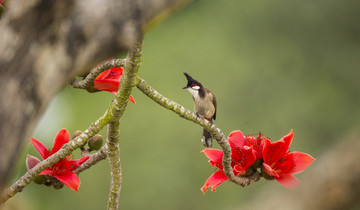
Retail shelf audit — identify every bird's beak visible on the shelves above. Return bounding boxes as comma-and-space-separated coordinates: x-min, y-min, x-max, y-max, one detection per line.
182, 86, 189, 89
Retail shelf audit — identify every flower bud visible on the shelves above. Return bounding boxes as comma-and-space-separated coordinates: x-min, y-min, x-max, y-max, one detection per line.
26, 155, 41, 170
44, 180, 53, 187
32, 175, 46, 184
53, 181, 64, 189
72, 130, 82, 140
88, 134, 103, 151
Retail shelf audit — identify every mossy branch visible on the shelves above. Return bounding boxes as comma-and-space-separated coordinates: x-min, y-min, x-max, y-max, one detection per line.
106, 35, 144, 210
106, 121, 122, 210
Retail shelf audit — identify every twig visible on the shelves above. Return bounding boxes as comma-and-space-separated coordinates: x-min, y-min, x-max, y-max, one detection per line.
70, 59, 126, 90
74, 147, 107, 174
136, 77, 260, 186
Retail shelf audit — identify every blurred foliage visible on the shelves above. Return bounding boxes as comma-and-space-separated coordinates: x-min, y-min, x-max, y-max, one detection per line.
5, 0, 360, 209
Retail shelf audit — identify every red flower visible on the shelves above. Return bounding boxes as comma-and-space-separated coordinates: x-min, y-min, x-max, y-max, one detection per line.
29, 129, 89, 192
230, 130, 267, 160
201, 131, 256, 193
245, 133, 267, 160
262, 130, 315, 188
93, 67, 135, 104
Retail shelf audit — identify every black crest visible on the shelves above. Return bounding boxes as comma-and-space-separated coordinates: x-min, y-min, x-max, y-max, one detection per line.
183, 72, 202, 89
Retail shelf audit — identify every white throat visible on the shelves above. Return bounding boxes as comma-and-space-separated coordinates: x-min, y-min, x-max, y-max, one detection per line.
187, 88, 200, 99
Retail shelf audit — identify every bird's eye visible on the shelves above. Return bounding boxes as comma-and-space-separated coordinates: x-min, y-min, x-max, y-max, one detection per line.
192, 85, 200, 90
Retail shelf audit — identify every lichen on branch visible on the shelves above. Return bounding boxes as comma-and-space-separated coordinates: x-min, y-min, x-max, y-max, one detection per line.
105, 35, 144, 210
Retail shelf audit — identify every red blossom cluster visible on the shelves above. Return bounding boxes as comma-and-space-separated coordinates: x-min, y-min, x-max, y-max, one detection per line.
201, 130, 315, 193
27, 129, 89, 192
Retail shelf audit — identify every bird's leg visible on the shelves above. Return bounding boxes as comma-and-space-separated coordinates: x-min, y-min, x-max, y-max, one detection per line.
195, 112, 201, 119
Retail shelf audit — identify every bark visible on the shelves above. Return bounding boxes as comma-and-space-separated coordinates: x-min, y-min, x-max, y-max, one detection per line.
0, 0, 192, 191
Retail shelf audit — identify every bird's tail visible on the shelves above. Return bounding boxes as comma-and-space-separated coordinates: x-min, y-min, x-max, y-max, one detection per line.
202, 128, 213, 148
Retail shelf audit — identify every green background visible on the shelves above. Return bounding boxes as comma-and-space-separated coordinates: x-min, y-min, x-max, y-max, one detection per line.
5, 0, 360, 209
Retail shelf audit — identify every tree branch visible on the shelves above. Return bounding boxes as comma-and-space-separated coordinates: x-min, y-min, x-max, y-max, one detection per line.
112, 35, 144, 119
105, 35, 144, 209
73, 147, 107, 174
136, 77, 260, 187
70, 59, 126, 90
106, 122, 122, 210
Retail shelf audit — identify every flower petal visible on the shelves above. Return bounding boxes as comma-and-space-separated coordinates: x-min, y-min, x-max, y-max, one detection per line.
288, 152, 315, 174
94, 67, 123, 92
245, 134, 266, 160
29, 138, 49, 159
262, 163, 279, 177
282, 129, 294, 146
71, 156, 90, 170
228, 130, 245, 148
201, 149, 223, 168
201, 170, 228, 194
275, 175, 300, 189
94, 79, 120, 92
129, 95, 136, 104
95, 68, 122, 80
230, 146, 256, 173
109, 92, 136, 105
233, 165, 247, 176
39, 168, 53, 175
262, 130, 293, 165
51, 129, 70, 154
54, 171, 81, 192
242, 146, 256, 168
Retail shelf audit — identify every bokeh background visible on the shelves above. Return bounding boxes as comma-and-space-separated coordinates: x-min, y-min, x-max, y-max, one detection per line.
4, 0, 360, 209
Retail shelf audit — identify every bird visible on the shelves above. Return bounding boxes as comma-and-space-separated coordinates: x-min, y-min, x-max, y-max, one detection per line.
183, 72, 217, 148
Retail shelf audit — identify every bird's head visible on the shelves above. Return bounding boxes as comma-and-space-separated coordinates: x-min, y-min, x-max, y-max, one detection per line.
183, 72, 202, 91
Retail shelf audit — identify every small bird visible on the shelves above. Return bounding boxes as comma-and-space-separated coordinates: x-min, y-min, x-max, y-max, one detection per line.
183, 73, 217, 148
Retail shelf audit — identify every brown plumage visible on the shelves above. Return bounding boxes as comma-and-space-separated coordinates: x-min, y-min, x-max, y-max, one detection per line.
183, 73, 217, 147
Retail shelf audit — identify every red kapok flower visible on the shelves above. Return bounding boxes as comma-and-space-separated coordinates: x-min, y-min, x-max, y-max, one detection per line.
229, 130, 267, 160
200, 131, 256, 193
29, 129, 89, 192
245, 133, 267, 160
93, 67, 136, 104
262, 130, 315, 189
